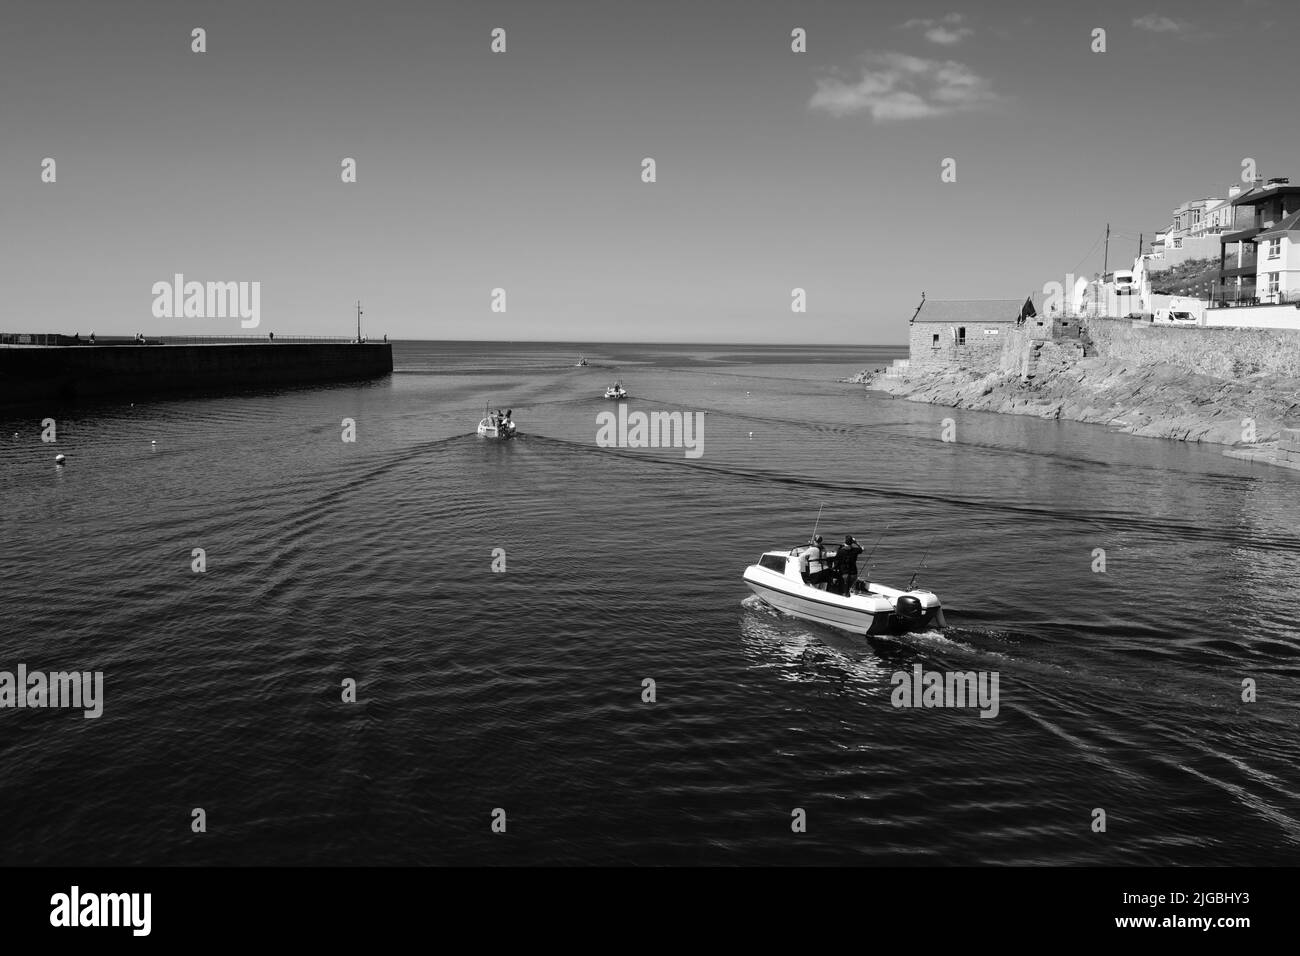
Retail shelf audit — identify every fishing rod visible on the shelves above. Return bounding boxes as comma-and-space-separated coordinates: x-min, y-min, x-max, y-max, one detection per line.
862, 526, 888, 574
907, 534, 936, 590
810, 504, 824, 543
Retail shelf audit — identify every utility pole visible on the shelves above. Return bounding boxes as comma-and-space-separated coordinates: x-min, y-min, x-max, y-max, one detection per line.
356, 300, 362, 343
1102, 223, 1110, 278
1138, 233, 1143, 259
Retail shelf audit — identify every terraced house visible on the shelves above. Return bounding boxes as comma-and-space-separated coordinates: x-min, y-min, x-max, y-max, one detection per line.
1216, 177, 1300, 307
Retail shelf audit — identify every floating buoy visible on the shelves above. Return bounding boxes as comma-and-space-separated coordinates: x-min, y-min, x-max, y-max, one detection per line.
151, 440, 156, 445
748, 432, 753, 438
55, 454, 66, 464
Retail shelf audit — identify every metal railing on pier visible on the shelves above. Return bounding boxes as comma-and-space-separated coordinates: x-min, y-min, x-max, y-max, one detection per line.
154, 335, 360, 345
1, 332, 369, 346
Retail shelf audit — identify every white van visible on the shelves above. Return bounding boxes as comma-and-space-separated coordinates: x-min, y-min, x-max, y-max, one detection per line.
1152, 295, 1204, 326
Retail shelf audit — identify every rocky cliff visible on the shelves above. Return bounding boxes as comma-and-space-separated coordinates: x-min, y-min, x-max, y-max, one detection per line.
861, 351, 1300, 446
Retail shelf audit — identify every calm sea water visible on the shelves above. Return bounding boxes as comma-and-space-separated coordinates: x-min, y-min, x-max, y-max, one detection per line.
2, 341, 1298, 865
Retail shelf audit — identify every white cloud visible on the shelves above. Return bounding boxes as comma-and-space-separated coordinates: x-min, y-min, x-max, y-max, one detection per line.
1133, 13, 1188, 33
901, 13, 974, 46
809, 51, 997, 122
925, 26, 974, 45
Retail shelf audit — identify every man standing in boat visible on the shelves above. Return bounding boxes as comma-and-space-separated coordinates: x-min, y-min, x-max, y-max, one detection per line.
800, 535, 828, 589
837, 535, 864, 595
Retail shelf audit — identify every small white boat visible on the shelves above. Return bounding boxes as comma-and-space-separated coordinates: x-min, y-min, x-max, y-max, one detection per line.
477, 417, 517, 439
603, 383, 628, 400
743, 547, 945, 636
477, 406, 518, 440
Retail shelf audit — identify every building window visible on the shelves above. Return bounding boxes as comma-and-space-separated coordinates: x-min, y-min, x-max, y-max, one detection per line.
931, 333, 939, 348
1269, 272, 1280, 298
1268, 237, 1281, 259
957, 327, 966, 345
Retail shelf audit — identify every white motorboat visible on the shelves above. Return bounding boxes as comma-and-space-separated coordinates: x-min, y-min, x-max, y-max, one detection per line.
477, 418, 516, 439
603, 383, 628, 400
743, 547, 945, 636
477, 406, 518, 440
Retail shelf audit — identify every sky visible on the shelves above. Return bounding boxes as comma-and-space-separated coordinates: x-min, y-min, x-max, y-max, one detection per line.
1, 0, 1296, 343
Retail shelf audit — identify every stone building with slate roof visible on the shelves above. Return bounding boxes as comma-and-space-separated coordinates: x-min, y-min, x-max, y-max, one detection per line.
907, 296, 1029, 371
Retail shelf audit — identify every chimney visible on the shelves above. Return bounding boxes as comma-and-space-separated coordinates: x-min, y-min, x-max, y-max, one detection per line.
1229, 184, 1242, 199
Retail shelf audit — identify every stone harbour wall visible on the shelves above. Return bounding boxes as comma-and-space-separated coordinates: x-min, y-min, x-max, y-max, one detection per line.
1082, 316, 1300, 379
0, 343, 394, 406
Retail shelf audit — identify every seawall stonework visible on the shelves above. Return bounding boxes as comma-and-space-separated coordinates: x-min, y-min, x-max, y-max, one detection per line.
1082, 316, 1300, 379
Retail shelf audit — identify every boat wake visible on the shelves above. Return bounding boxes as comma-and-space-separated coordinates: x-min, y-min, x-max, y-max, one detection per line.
740, 593, 777, 615
522, 433, 1300, 556
744, 594, 1027, 671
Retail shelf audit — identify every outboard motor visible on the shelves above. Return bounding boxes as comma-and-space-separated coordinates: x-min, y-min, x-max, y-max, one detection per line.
895, 595, 924, 626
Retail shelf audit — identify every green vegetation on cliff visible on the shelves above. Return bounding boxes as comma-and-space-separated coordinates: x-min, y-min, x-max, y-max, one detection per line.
1148, 257, 1219, 297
